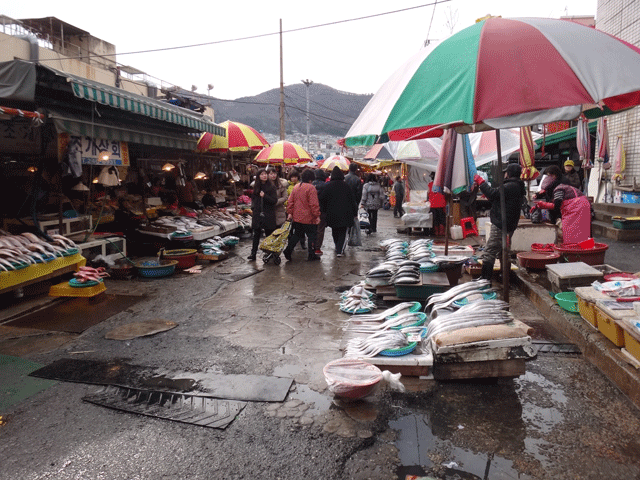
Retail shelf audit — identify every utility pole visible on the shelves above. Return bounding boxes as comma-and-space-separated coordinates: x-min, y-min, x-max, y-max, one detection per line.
301, 79, 313, 152
279, 19, 285, 140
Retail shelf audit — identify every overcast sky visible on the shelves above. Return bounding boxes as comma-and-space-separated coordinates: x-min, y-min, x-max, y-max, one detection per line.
5, 0, 596, 100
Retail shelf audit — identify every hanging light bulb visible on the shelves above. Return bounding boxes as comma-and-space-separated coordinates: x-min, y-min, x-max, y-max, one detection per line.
162, 163, 175, 172
92, 177, 99, 184
194, 171, 207, 180
98, 150, 110, 162
27, 166, 37, 173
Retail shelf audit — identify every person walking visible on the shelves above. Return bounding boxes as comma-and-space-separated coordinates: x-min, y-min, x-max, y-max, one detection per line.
474, 163, 526, 280
534, 165, 591, 244
312, 169, 329, 256
320, 166, 358, 256
269, 168, 289, 228
360, 173, 383, 233
283, 169, 321, 262
286, 169, 306, 249
344, 163, 363, 206
393, 176, 405, 218
248, 168, 278, 261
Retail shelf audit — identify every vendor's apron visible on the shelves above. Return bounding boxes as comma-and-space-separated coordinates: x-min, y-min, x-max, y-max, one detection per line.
560, 188, 591, 244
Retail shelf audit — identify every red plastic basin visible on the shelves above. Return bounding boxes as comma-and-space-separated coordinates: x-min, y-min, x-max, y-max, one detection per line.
552, 242, 608, 265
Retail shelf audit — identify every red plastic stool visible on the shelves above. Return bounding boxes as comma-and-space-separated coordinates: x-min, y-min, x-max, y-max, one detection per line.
460, 217, 479, 238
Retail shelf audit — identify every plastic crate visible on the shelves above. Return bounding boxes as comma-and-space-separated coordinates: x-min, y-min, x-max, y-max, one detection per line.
621, 323, 640, 363
594, 305, 626, 347
612, 216, 640, 230
575, 289, 598, 328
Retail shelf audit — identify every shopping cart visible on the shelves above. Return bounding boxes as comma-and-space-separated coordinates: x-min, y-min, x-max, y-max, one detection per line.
359, 209, 372, 236
259, 221, 292, 265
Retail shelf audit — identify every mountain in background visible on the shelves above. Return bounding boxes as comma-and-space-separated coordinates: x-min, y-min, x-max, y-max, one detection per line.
209, 83, 372, 137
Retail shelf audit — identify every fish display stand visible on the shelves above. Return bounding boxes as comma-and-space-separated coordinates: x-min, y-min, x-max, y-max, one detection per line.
394, 272, 450, 300
0, 253, 86, 296
546, 262, 604, 293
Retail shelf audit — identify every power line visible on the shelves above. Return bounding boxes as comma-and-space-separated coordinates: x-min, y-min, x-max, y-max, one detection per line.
286, 87, 360, 120
36, 1, 451, 64
283, 93, 353, 126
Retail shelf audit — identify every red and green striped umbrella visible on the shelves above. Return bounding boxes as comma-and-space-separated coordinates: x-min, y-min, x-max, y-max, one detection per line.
254, 140, 312, 165
342, 17, 640, 146
196, 120, 268, 153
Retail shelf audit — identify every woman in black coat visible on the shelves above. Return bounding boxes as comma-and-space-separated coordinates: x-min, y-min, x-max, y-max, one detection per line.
318, 166, 357, 256
248, 168, 278, 260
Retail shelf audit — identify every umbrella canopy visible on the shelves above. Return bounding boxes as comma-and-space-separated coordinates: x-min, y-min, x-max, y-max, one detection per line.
612, 136, 626, 182
364, 143, 396, 162
393, 129, 538, 172
597, 117, 610, 168
196, 120, 269, 153
432, 131, 477, 195
342, 17, 640, 146
255, 141, 312, 165
577, 115, 592, 169
519, 126, 539, 181
321, 155, 350, 171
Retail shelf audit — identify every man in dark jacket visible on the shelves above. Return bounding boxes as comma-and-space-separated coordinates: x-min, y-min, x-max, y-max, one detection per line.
344, 163, 363, 205
474, 164, 526, 280
319, 167, 357, 256
312, 169, 328, 255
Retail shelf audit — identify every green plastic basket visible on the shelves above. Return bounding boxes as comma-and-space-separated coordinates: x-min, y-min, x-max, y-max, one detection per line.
379, 328, 426, 356
555, 291, 579, 313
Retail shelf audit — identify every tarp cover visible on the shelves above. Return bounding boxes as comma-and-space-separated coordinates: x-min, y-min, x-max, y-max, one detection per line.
0, 60, 35, 102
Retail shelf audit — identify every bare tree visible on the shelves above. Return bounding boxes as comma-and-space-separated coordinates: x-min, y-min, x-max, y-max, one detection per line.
444, 6, 459, 35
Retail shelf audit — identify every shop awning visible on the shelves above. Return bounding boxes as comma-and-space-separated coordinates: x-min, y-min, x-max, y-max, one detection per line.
49, 110, 199, 150
535, 120, 597, 148
67, 76, 224, 135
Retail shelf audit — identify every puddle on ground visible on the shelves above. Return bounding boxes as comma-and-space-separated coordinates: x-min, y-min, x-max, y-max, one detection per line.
287, 384, 333, 415
389, 378, 565, 479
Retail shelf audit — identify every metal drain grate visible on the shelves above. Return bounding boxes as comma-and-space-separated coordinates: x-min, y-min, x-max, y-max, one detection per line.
83, 385, 246, 429
532, 340, 581, 354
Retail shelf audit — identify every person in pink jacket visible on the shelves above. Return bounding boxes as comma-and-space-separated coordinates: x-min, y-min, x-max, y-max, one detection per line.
283, 169, 321, 261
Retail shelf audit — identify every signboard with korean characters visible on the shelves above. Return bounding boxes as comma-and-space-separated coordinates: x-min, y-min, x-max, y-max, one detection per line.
58, 133, 130, 166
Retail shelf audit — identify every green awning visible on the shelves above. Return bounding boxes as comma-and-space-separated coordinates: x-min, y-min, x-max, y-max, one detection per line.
535, 120, 597, 148
66, 77, 224, 136
50, 111, 198, 150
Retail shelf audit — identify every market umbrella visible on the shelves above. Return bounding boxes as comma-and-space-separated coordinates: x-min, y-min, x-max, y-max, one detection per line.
321, 155, 350, 171
394, 129, 538, 172
577, 115, 592, 168
254, 140, 312, 165
343, 16, 640, 301
518, 126, 539, 182
196, 120, 268, 153
343, 18, 640, 147
364, 143, 396, 162
612, 136, 626, 182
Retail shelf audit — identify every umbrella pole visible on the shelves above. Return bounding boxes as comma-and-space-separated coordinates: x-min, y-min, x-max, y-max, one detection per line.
495, 130, 509, 304
444, 194, 451, 255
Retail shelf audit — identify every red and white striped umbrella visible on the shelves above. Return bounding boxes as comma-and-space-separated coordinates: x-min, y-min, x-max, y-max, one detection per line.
196, 120, 268, 153
254, 140, 312, 165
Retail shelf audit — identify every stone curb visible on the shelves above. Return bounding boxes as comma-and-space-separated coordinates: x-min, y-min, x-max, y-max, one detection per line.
513, 270, 640, 411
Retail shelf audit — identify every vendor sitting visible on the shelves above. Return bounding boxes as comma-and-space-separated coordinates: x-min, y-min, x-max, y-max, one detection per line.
562, 160, 582, 189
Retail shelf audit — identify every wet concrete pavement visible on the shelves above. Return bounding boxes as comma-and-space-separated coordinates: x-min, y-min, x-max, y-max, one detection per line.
1, 209, 640, 479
